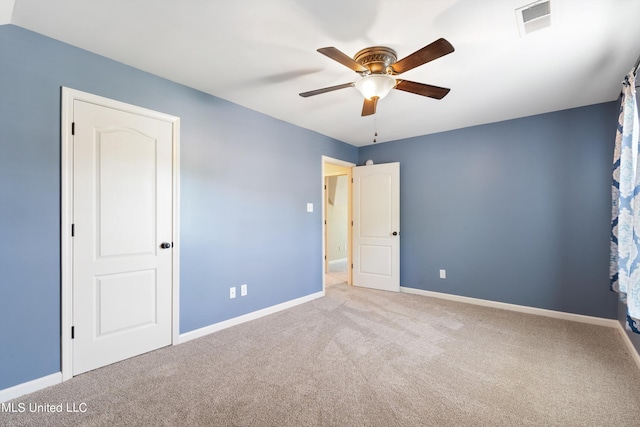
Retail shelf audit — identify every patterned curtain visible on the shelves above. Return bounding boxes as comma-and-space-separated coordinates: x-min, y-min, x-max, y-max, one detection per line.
611, 71, 640, 333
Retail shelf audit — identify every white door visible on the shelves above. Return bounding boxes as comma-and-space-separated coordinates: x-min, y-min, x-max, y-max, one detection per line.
72, 100, 173, 375
352, 162, 400, 292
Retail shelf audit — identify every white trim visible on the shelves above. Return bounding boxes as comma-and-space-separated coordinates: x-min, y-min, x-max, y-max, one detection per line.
0, 372, 62, 403
401, 287, 640, 370
61, 87, 180, 381
178, 291, 325, 344
61, 88, 73, 381
400, 287, 617, 328
171, 117, 181, 346
615, 321, 640, 371
3, 291, 323, 402
6, 292, 640, 402
322, 156, 356, 169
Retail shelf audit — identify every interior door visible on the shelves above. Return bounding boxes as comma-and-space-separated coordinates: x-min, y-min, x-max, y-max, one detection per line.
72, 100, 173, 375
352, 162, 400, 292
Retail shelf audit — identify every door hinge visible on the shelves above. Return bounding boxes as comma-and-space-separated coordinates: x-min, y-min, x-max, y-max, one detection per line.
324, 185, 327, 190
351, 263, 354, 269
71, 224, 75, 237
71, 326, 75, 339
71, 122, 75, 135
324, 255, 327, 260
351, 221, 353, 226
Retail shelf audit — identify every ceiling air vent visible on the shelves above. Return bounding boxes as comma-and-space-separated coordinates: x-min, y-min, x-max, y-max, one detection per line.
516, 1, 551, 36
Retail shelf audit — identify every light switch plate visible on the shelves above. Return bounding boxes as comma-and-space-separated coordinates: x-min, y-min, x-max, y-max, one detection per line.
307, 203, 313, 212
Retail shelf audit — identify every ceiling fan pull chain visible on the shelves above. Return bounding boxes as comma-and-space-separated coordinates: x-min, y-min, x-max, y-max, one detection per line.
373, 116, 378, 143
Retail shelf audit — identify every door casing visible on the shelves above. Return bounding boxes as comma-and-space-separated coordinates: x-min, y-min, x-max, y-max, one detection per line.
60, 87, 181, 381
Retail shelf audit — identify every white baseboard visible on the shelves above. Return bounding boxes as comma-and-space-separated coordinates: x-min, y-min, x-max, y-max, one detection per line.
400, 286, 640, 369
400, 286, 618, 328
178, 290, 325, 344
328, 258, 347, 266
5, 288, 637, 402
0, 372, 62, 403
615, 321, 640, 371
1, 291, 325, 402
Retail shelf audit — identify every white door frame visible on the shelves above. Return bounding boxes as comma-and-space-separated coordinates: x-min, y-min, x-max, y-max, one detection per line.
60, 87, 180, 381
321, 156, 355, 292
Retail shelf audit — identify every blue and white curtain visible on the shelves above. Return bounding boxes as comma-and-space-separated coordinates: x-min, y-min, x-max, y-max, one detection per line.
611, 71, 640, 333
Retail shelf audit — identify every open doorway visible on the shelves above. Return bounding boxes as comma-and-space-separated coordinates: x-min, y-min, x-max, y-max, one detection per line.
325, 174, 348, 286
322, 157, 354, 290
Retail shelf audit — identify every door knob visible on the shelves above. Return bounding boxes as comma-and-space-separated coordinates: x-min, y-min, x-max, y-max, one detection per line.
160, 242, 172, 249
392, 231, 399, 236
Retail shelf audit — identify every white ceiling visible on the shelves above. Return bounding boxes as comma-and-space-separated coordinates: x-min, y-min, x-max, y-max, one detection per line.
7, 0, 640, 146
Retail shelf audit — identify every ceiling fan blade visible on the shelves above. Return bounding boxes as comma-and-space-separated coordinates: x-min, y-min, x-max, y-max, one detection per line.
299, 82, 355, 97
317, 47, 369, 73
361, 97, 378, 116
391, 38, 454, 74
394, 80, 450, 99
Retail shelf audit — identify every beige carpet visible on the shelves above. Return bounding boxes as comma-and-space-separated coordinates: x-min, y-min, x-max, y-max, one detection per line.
3, 283, 640, 426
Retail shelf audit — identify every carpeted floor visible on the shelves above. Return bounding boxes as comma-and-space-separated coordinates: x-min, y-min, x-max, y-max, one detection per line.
2, 283, 640, 426
325, 271, 348, 287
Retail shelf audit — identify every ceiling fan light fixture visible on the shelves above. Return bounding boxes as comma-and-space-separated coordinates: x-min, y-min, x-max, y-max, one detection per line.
355, 74, 396, 100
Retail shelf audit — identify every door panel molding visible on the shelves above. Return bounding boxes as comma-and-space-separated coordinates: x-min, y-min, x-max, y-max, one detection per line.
61, 87, 180, 381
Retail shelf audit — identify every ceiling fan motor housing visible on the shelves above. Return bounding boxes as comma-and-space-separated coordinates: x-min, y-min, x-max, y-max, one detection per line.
354, 46, 398, 74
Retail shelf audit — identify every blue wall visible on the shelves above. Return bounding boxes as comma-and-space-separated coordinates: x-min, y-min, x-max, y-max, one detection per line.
0, 25, 357, 390
359, 102, 620, 318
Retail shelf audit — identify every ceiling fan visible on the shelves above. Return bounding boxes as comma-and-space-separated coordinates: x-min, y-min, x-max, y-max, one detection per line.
299, 38, 454, 116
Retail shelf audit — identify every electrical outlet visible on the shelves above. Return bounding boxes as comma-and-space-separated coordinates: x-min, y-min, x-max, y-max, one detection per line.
230, 287, 236, 299
241, 284, 247, 296
439, 269, 446, 279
